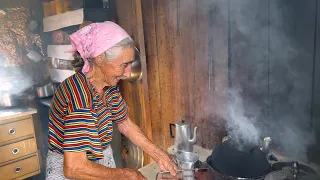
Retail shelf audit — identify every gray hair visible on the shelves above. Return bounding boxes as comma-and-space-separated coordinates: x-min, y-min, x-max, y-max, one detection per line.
104, 37, 135, 61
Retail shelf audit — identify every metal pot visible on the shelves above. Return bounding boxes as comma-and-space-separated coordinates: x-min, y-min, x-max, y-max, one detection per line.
170, 120, 198, 152
36, 82, 55, 98
26, 49, 43, 62
126, 60, 143, 82
0, 92, 20, 107
121, 137, 144, 169
49, 57, 73, 70
126, 51, 143, 82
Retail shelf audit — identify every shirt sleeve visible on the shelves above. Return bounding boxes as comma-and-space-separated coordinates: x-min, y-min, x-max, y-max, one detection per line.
63, 108, 103, 158
110, 86, 129, 123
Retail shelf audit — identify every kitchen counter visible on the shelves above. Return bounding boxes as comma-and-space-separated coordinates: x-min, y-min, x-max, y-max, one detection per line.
39, 98, 52, 107
138, 145, 212, 180
0, 107, 37, 120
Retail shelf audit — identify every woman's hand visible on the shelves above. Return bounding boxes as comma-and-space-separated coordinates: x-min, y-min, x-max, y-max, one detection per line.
117, 118, 177, 177
155, 152, 178, 176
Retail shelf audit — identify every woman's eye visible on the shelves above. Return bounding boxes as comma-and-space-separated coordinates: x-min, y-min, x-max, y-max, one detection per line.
123, 63, 129, 68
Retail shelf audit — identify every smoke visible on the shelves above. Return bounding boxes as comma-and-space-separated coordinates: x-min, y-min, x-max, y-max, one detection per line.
173, 0, 317, 161
219, 0, 316, 162
226, 89, 261, 149
0, 62, 48, 95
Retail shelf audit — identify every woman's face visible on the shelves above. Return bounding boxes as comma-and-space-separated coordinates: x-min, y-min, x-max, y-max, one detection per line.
100, 46, 135, 86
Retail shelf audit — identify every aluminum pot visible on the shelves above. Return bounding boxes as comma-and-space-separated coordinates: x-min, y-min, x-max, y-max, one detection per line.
49, 57, 73, 70
126, 51, 143, 82
36, 82, 55, 98
126, 60, 143, 82
0, 92, 20, 107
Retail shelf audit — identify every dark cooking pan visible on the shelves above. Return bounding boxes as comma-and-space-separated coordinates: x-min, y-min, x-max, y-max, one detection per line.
206, 139, 270, 179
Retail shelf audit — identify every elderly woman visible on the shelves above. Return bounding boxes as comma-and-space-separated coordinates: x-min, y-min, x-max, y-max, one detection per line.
46, 21, 177, 180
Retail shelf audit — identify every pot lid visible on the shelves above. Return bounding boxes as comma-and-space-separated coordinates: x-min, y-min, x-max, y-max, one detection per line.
176, 120, 191, 126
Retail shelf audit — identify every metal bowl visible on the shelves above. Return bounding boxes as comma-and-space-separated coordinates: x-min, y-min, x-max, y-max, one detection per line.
36, 82, 55, 98
127, 60, 143, 82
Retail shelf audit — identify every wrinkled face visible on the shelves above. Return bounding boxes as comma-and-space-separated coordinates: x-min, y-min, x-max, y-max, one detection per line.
100, 46, 135, 86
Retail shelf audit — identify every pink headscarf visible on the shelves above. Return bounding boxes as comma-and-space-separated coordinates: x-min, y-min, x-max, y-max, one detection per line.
69, 21, 131, 73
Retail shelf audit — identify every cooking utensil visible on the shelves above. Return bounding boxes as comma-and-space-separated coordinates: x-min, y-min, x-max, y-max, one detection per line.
49, 57, 73, 70
36, 82, 55, 98
176, 152, 199, 169
260, 136, 272, 154
121, 137, 144, 169
126, 50, 143, 82
170, 120, 198, 152
156, 168, 209, 180
206, 138, 270, 179
0, 92, 20, 107
26, 49, 43, 62
176, 152, 199, 180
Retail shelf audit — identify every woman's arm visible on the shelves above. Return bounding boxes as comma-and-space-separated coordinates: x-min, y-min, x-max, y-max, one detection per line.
117, 117, 177, 175
63, 151, 146, 180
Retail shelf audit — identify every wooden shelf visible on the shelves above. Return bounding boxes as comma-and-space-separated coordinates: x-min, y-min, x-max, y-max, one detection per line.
47, 45, 74, 60
43, 8, 114, 32
43, 9, 84, 32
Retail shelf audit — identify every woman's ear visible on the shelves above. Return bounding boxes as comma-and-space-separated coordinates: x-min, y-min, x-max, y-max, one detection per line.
94, 53, 105, 67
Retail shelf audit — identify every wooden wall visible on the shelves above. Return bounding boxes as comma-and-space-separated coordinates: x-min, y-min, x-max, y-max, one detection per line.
141, 0, 229, 150
115, 0, 320, 164
138, 0, 320, 158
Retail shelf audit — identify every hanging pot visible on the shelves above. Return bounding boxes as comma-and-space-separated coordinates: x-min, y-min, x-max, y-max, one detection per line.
206, 139, 270, 179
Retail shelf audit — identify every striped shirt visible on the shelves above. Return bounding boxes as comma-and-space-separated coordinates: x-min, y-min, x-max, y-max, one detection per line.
48, 72, 128, 160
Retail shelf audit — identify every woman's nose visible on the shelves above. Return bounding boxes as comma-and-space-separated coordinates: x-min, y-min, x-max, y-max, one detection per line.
124, 64, 132, 78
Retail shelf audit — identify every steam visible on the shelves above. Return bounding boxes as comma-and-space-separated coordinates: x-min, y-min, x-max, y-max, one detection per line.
221, 0, 315, 162
173, 0, 317, 162
226, 89, 261, 149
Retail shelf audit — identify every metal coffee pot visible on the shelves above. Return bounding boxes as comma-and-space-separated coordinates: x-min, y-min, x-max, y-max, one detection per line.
170, 120, 198, 152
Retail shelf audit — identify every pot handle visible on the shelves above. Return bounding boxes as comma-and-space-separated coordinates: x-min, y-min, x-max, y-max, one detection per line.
169, 123, 175, 138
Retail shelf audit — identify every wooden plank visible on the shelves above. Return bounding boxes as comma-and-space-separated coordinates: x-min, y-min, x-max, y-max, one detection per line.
193, 0, 210, 148
43, 9, 84, 32
117, 0, 153, 165
155, 0, 183, 149
116, 0, 137, 125
0, 110, 36, 122
134, 0, 153, 165
178, 0, 197, 145
207, 0, 228, 148
269, 0, 316, 160
142, 0, 164, 149
154, 0, 172, 149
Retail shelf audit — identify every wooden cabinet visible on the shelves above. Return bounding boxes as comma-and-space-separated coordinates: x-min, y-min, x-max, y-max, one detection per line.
0, 109, 40, 180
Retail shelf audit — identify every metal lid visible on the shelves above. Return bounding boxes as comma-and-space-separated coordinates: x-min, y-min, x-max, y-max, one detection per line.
176, 120, 190, 126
